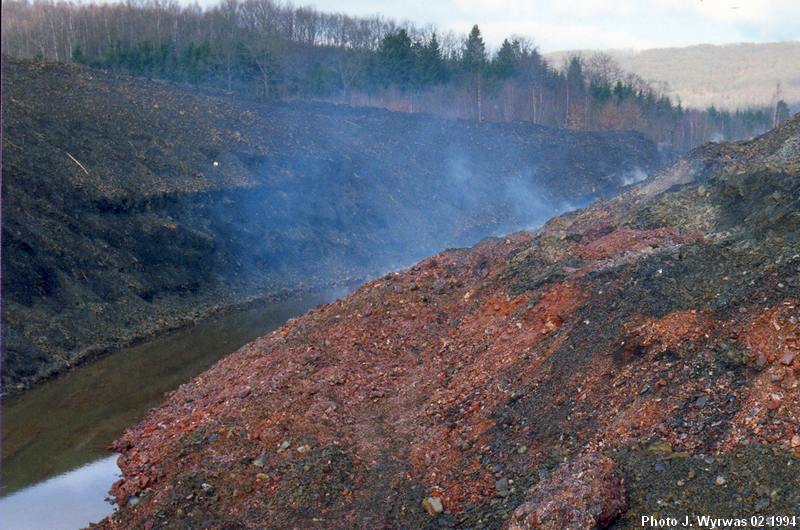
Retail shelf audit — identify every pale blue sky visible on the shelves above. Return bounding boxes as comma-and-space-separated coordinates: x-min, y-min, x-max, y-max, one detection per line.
294, 0, 800, 52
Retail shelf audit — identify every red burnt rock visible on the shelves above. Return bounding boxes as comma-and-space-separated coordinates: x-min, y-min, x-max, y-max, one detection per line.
507, 452, 627, 530
96, 116, 800, 529
766, 393, 783, 410
780, 350, 795, 366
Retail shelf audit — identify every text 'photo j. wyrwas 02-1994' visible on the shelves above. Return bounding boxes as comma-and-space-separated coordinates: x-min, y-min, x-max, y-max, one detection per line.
1, 1, 799, 529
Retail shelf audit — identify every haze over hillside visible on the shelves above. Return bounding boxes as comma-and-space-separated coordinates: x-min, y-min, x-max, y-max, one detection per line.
547, 41, 800, 111
1, 59, 660, 391
3, 1, 800, 528
103, 112, 800, 530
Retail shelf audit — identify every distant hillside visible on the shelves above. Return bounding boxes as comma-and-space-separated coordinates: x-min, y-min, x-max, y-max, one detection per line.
547, 41, 800, 111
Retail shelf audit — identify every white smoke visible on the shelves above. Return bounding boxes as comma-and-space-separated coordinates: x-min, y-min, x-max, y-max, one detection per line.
619, 167, 649, 186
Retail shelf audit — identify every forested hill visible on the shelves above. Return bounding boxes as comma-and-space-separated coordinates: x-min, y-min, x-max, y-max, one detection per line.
1, 0, 790, 150
547, 42, 800, 111
1, 58, 660, 391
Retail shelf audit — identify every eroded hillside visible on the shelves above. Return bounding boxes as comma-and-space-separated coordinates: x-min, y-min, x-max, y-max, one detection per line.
99, 115, 799, 528
1, 59, 659, 391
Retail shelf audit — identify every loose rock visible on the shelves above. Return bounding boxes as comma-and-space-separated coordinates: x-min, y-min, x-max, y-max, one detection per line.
422, 496, 444, 516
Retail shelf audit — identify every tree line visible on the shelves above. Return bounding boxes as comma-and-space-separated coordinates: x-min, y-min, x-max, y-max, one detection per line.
2, 0, 791, 151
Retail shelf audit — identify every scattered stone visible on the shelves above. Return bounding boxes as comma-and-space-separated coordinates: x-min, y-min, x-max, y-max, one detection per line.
779, 351, 795, 366
496, 477, 511, 497
422, 496, 444, 516
277, 440, 291, 452
766, 394, 782, 410
715, 476, 727, 486
755, 354, 769, 371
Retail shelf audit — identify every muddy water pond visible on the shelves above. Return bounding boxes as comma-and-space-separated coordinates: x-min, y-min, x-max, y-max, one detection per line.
0, 293, 331, 529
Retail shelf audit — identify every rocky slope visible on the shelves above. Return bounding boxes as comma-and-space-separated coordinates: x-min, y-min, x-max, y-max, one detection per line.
1, 59, 660, 392
99, 115, 799, 528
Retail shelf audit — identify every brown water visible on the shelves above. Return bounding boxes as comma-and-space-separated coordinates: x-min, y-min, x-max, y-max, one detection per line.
0, 294, 329, 499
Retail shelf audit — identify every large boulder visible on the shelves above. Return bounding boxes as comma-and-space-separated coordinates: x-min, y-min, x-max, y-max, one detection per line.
508, 452, 627, 530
